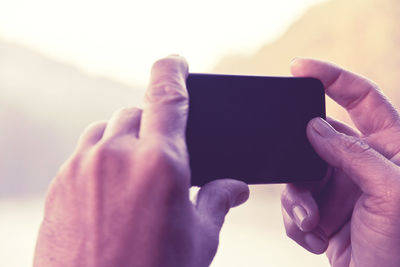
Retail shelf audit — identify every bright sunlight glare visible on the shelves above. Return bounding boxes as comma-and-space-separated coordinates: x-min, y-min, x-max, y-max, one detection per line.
0, 0, 326, 86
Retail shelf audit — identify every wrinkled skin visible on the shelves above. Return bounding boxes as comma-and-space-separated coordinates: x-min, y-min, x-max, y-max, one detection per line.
34, 55, 249, 267
281, 58, 400, 267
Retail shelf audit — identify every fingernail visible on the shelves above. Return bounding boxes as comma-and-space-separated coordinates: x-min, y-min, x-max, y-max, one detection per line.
311, 117, 336, 137
292, 205, 307, 231
234, 191, 250, 206
305, 232, 327, 252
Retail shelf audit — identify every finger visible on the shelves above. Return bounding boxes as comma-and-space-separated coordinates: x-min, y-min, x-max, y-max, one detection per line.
103, 107, 142, 139
326, 221, 351, 266
76, 121, 107, 149
327, 116, 359, 137
284, 168, 360, 240
313, 168, 360, 238
327, 116, 400, 163
281, 184, 320, 232
307, 117, 400, 195
285, 118, 360, 249
140, 55, 189, 142
283, 207, 329, 254
196, 179, 249, 228
291, 58, 400, 136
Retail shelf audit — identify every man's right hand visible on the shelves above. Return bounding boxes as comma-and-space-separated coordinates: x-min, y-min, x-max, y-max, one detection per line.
281, 58, 400, 267
33, 55, 249, 267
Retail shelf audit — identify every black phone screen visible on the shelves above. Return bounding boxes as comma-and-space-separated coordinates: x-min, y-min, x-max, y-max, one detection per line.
185, 73, 327, 186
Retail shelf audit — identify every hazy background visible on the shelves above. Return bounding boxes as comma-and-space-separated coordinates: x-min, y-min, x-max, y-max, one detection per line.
1, 0, 398, 266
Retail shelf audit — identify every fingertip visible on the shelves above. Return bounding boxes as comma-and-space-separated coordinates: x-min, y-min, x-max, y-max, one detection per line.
206, 179, 250, 207
198, 179, 249, 206
284, 212, 327, 255
141, 55, 190, 139
103, 107, 142, 139
307, 117, 337, 139
290, 57, 312, 76
147, 55, 189, 100
304, 228, 329, 254
290, 58, 338, 83
306, 117, 321, 137
233, 184, 250, 207
292, 205, 308, 231
151, 55, 189, 79
196, 179, 249, 227
306, 118, 321, 146
281, 184, 320, 232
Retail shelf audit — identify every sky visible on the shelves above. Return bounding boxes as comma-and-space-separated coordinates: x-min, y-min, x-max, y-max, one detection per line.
0, 0, 327, 86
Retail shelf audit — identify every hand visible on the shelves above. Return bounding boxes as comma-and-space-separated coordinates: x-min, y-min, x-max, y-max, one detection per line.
281, 58, 400, 267
34, 55, 249, 267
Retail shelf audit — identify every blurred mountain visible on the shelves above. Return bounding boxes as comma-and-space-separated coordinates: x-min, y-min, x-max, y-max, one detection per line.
214, 0, 400, 124
0, 40, 145, 197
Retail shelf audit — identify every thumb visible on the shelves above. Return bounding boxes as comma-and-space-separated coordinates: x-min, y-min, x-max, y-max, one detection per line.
196, 179, 249, 227
307, 117, 399, 195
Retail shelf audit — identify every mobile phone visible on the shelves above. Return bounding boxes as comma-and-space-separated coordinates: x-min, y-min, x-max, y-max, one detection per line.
185, 73, 327, 186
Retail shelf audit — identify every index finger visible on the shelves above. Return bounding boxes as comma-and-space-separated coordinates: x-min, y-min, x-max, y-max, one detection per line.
139, 55, 189, 142
291, 58, 400, 136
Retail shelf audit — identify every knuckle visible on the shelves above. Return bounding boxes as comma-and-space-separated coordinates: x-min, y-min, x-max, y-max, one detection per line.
336, 135, 374, 174
91, 140, 130, 166
113, 106, 142, 117
77, 120, 107, 149
57, 152, 83, 178
134, 140, 189, 198
148, 57, 188, 104
146, 80, 188, 104
81, 120, 107, 136
340, 135, 371, 154
46, 153, 86, 206
139, 141, 189, 193
85, 120, 108, 131
137, 141, 185, 180
343, 75, 379, 110
280, 185, 304, 210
